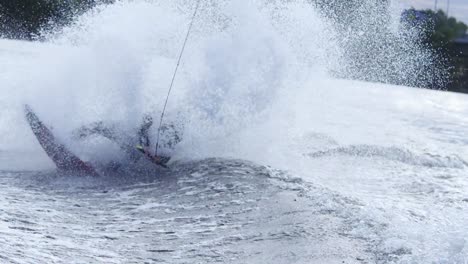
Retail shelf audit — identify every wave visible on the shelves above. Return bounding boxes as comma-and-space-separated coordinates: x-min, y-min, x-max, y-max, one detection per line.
306, 145, 468, 169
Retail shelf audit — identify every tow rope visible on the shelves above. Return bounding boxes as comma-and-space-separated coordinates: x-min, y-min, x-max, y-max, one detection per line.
155, 0, 201, 155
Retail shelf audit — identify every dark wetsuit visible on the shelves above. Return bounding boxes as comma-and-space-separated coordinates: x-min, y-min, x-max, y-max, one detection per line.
137, 115, 153, 149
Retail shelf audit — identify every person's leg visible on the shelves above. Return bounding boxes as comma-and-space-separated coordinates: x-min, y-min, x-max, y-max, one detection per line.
137, 114, 153, 148
136, 114, 173, 166
74, 122, 142, 163
159, 123, 182, 149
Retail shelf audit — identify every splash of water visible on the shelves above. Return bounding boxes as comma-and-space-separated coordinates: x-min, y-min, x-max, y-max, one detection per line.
1, 1, 467, 263
0, 0, 442, 163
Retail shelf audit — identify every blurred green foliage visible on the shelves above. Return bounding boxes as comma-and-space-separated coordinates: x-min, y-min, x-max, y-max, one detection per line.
403, 8, 467, 47
427, 9, 467, 48
404, 8, 468, 92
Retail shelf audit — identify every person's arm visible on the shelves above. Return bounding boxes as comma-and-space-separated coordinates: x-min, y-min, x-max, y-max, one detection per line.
73, 121, 117, 141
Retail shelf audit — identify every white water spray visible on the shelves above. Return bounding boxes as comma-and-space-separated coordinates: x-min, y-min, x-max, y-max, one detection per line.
0, 1, 467, 262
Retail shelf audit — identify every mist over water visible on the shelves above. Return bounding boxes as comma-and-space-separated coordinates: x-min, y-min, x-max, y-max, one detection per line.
1, 0, 467, 263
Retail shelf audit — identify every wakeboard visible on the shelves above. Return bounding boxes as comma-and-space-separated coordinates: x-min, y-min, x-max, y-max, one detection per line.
24, 105, 99, 176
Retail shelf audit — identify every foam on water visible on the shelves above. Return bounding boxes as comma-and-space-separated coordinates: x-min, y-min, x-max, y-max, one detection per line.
0, 0, 467, 263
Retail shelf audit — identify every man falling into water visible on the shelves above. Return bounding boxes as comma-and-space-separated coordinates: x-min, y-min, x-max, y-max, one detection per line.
74, 114, 178, 167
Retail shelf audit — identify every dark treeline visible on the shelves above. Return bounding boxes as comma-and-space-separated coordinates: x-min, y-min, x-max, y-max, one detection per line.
0, 0, 112, 40
403, 8, 468, 93
428, 9, 468, 93
419, 9, 467, 48
314, 0, 468, 92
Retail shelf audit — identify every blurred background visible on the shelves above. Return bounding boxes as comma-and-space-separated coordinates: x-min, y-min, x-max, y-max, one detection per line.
2, 0, 466, 93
